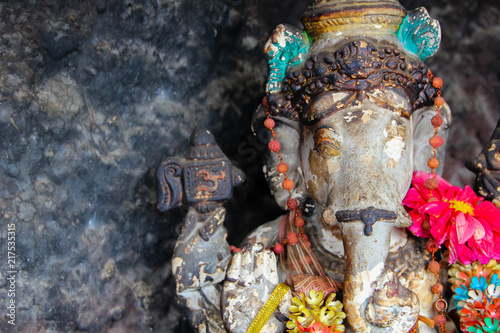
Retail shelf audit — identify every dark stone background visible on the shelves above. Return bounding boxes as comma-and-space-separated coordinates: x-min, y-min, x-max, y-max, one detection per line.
0, 0, 498, 332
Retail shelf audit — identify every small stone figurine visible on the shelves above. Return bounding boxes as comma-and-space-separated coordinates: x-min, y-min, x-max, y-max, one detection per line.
157, 129, 244, 332
158, 1, 462, 332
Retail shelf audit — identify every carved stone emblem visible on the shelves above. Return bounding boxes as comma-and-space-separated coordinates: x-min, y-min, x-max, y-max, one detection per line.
157, 128, 244, 212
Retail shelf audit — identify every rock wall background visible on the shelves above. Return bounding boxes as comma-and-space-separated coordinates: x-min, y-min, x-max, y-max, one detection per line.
0, 0, 498, 332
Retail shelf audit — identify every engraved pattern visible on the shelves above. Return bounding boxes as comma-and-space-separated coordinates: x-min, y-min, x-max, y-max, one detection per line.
267, 39, 439, 122
184, 160, 230, 203
304, 15, 402, 37
157, 158, 183, 211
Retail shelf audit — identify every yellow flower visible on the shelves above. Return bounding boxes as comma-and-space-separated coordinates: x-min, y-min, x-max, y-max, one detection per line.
287, 290, 346, 333
305, 289, 324, 307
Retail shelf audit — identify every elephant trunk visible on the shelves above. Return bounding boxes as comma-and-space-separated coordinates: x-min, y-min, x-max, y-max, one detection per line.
339, 219, 419, 333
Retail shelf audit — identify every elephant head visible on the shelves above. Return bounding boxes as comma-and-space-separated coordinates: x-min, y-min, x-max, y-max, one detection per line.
255, 1, 451, 332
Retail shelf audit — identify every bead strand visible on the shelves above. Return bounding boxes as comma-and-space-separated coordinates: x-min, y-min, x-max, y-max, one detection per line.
262, 97, 311, 255
263, 97, 295, 194
426, 239, 450, 333
424, 71, 445, 192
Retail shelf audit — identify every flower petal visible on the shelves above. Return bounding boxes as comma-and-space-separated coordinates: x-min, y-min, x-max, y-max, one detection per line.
476, 201, 500, 232
449, 231, 476, 264
456, 212, 476, 244
402, 188, 426, 210
470, 216, 487, 241
407, 210, 431, 238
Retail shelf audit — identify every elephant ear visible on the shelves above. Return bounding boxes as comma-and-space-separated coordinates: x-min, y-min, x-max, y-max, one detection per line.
252, 105, 307, 209
264, 24, 310, 94
412, 102, 452, 175
397, 7, 441, 61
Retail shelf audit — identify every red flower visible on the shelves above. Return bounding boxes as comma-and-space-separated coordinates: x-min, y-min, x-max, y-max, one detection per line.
296, 321, 340, 333
403, 171, 500, 264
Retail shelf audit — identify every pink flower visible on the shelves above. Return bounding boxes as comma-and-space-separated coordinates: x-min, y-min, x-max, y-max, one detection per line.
403, 171, 500, 265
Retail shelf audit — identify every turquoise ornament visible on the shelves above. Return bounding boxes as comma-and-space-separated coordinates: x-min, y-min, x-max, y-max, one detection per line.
397, 7, 441, 61
469, 318, 500, 333
471, 276, 489, 292
264, 24, 310, 94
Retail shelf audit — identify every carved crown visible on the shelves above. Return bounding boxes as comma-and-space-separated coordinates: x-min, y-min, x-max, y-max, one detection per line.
267, 39, 439, 122
302, 0, 407, 38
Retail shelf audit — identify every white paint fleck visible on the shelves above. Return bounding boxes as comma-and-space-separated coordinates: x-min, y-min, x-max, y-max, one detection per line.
383, 120, 405, 162
361, 109, 374, 123
344, 111, 356, 123
172, 257, 183, 274
384, 137, 405, 162
332, 92, 350, 104
352, 262, 385, 309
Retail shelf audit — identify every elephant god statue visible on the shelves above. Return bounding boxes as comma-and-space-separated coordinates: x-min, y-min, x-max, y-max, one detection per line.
158, 1, 455, 332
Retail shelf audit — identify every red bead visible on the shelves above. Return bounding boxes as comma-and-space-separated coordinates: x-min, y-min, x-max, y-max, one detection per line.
295, 217, 305, 228
432, 283, 444, 294
230, 245, 241, 253
302, 233, 308, 241
277, 162, 288, 174
264, 118, 275, 129
268, 140, 281, 152
287, 232, 299, 246
305, 241, 311, 248
433, 315, 447, 326
428, 260, 440, 273
282, 179, 294, 190
262, 96, 269, 107
432, 77, 443, 89
424, 178, 439, 190
273, 243, 284, 254
431, 115, 443, 127
426, 239, 439, 253
429, 136, 444, 148
287, 198, 299, 210
434, 96, 445, 107
428, 157, 439, 169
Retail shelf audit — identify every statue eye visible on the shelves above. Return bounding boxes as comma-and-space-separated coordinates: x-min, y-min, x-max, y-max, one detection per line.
313, 127, 341, 158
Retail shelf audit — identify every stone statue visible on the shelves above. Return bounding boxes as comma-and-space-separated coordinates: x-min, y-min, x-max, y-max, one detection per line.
158, 1, 454, 332
467, 119, 500, 209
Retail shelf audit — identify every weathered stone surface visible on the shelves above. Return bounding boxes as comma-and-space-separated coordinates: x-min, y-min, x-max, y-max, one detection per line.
0, 0, 498, 332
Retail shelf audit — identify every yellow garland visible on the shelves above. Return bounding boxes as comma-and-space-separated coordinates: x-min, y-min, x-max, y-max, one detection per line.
286, 289, 346, 333
246, 283, 291, 333
448, 259, 500, 287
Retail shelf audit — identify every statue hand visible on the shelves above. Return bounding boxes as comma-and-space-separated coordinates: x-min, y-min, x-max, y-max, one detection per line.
172, 206, 231, 333
172, 206, 231, 292
222, 243, 291, 333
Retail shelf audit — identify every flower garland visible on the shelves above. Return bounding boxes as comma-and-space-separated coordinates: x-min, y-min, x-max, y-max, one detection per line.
287, 290, 346, 333
404, 171, 500, 265
448, 260, 500, 332
404, 171, 500, 332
